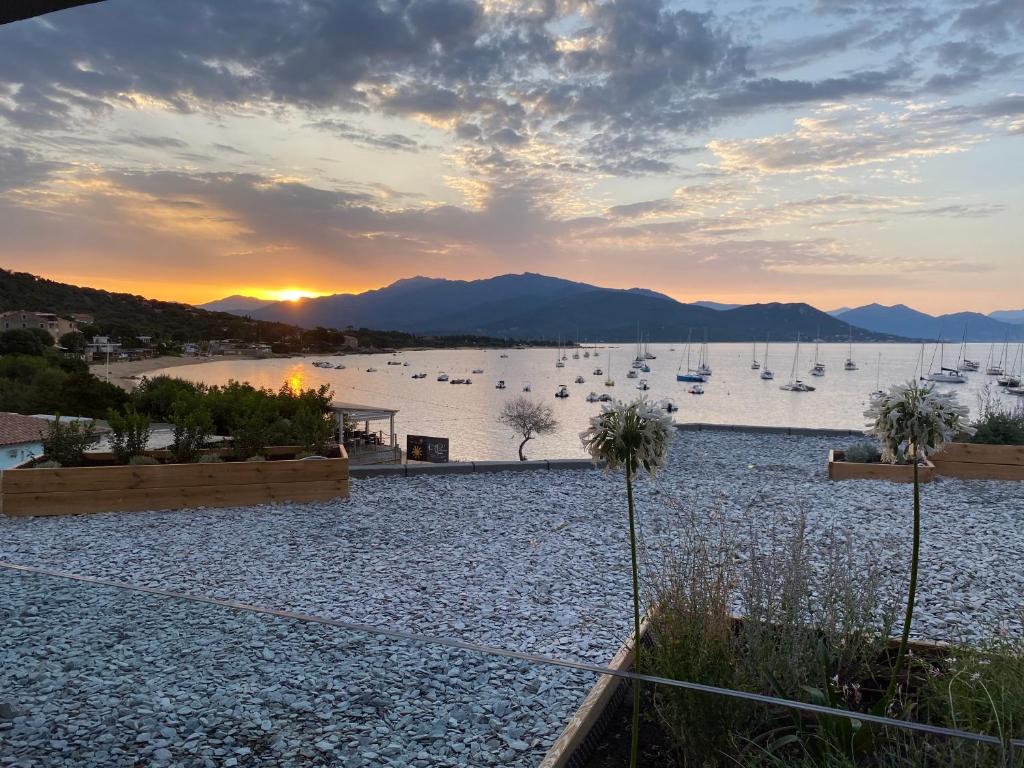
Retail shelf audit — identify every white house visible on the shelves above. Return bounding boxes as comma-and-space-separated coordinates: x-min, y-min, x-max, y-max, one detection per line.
0, 412, 48, 469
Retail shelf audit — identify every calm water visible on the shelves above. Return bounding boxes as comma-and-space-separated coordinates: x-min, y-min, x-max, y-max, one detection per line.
152, 343, 1018, 461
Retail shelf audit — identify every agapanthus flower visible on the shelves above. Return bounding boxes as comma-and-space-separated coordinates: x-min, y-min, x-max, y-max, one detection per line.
580, 397, 674, 477
865, 381, 974, 463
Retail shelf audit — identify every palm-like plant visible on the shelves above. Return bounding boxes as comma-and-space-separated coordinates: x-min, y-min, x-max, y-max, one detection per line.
581, 398, 674, 768
865, 381, 973, 701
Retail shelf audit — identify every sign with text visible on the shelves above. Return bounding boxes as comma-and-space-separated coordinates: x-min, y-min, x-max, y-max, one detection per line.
407, 434, 449, 463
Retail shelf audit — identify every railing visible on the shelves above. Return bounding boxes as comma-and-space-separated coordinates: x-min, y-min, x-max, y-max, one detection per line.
2, 560, 1019, 767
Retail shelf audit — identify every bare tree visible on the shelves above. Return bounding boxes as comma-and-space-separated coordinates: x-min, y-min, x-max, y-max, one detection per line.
498, 396, 558, 461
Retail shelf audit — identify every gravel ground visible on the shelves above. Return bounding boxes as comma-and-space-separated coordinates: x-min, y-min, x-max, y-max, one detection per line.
0, 571, 590, 768
1, 431, 1021, 765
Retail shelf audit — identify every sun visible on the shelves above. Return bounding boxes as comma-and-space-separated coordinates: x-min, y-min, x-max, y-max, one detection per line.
253, 287, 327, 302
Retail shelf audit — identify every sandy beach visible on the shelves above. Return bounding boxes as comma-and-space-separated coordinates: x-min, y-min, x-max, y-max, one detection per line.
90, 355, 228, 390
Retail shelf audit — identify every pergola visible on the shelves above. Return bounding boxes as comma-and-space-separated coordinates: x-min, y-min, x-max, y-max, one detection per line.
330, 401, 401, 465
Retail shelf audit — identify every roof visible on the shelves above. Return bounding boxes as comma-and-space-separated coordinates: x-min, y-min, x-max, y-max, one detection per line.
2, 1, 104, 25
0, 412, 49, 446
330, 401, 399, 421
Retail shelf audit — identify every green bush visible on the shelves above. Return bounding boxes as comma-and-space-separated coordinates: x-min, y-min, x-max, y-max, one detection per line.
128, 455, 159, 466
229, 400, 277, 459
107, 406, 151, 463
196, 454, 223, 463
132, 376, 203, 422
0, 328, 53, 355
42, 416, 99, 467
293, 402, 335, 455
971, 395, 1024, 445
169, 397, 213, 463
843, 441, 882, 463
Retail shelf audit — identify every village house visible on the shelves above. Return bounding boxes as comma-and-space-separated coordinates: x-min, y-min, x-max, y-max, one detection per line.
0, 311, 79, 341
0, 412, 49, 469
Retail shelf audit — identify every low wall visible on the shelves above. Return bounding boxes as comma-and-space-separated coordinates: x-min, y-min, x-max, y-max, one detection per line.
350, 459, 599, 478
0, 455, 349, 517
676, 422, 865, 437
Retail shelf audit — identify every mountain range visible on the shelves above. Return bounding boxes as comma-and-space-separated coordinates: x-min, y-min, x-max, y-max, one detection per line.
831, 304, 1023, 342
204, 273, 902, 342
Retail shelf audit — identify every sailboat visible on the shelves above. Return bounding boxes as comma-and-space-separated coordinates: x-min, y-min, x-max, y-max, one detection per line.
986, 335, 1008, 376
555, 335, 565, 368
604, 351, 615, 387
810, 339, 825, 377
759, 335, 774, 380
676, 331, 706, 382
924, 340, 966, 383
844, 327, 858, 370
956, 325, 978, 371
870, 352, 884, 398
750, 341, 760, 370
696, 331, 712, 376
780, 335, 816, 391
998, 343, 1021, 387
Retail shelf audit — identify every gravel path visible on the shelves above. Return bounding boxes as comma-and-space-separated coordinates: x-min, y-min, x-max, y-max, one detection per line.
1, 431, 1021, 766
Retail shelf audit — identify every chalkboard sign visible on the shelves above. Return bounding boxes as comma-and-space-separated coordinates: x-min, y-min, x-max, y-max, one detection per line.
407, 435, 449, 463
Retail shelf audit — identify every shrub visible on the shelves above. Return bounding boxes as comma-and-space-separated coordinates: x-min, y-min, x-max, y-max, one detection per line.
41, 416, 99, 467
132, 376, 204, 422
293, 402, 335, 455
230, 401, 276, 459
128, 455, 159, 466
971, 389, 1024, 445
169, 397, 213, 463
197, 454, 223, 463
107, 406, 152, 464
843, 441, 881, 463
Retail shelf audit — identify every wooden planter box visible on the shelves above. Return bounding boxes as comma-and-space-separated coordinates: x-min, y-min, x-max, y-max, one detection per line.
828, 450, 935, 483
0, 450, 348, 517
931, 442, 1024, 480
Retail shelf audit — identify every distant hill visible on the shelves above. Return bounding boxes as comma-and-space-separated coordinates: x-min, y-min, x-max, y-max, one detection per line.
198, 295, 274, 313
990, 309, 1024, 324
693, 300, 741, 311
251, 273, 898, 342
826, 307, 852, 317
0, 270, 534, 351
835, 303, 1021, 341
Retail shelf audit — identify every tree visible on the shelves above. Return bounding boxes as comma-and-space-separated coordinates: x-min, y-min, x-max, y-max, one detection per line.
865, 381, 972, 703
581, 398, 674, 768
0, 328, 53, 355
498, 396, 558, 460
59, 331, 87, 353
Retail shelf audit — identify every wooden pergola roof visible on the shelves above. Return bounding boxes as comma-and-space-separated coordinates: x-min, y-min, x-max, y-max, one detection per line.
2, 1, 105, 25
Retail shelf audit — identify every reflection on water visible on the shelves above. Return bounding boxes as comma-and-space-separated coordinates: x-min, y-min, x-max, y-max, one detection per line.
151, 343, 1019, 461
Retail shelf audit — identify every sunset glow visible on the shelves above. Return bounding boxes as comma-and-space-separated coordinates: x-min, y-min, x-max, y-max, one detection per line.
0, 0, 1021, 314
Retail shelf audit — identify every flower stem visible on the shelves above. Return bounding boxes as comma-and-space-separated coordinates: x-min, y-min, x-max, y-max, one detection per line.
626, 456, 642, 768
887, 453, 920, 704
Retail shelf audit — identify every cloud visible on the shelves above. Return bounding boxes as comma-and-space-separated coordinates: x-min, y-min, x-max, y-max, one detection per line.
955, 0, 1024, 41
309, 119, 425, 151
0, 146, 63, 192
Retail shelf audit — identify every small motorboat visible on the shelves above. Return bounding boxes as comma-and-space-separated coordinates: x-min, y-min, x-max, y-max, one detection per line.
437, 373, 449, 381
663, 399, 677, 411
631, 359, 644, 369
688, 384, 704, 395
599, 393, 613, 402
556, 360, 565, 368
495, 380, 506, 389
641, 364, 651, 373
522, 382, 531, 392
760, 369, 774, 380
411, 373, 427, 379
844, 359, 858, 371
780, 380, 815, 392
387, 361, 402, 366
312, 361, 332, 368
472, 368, 484, 374
500, 353, 509, 358
810, 362, 825, 377
574, 375, 586, 384
450, 377, 466, 384
365, 367, 377, 373
403, 361, 410, 367
626, 369, 639, 379
586, 391, 600, 402
334, 364, 346, 370
636, 379, 650, 391
593, 368, 603, 376
572, 352, 580, 360
464, 378, 473, 385
583, 351, 590, 358
555, 385, 570, 398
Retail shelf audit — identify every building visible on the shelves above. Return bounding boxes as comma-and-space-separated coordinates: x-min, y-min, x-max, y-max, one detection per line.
85, 335, 121, 357
0, 412, 48, 469
0, 311, 79, 341
343, 335, 359, 349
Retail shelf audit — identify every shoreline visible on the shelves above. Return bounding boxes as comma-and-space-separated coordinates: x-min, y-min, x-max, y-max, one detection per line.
90, 355, 245, 390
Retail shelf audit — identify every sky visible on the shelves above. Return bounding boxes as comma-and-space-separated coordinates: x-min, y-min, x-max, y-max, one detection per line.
0, 0, 1022, 313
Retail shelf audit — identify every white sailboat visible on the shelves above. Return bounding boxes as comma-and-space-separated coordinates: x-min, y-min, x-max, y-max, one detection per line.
810, 339, 825, 377
604, 351, 615, 387
924, 340, 966, 383
696, 331, 712, 376
844, 327, 858, 370
555, 335, 565, 368
750, 341, 760, 370
759, 335, 774, 380
677, 330, 705, 382
780, 335, 816, 391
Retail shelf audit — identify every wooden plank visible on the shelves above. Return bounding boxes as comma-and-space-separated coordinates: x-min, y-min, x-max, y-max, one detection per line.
933, 442, 1024, 466
2, 479, 347, 517
931, 460, 1024, 481
2, 458, 345, 493
828, 453, 934, 483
